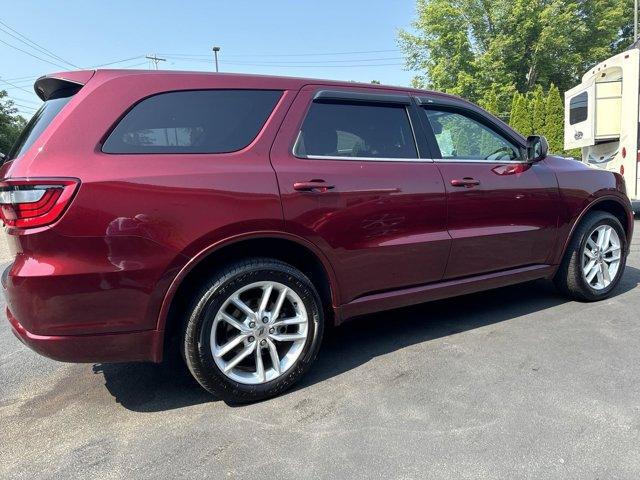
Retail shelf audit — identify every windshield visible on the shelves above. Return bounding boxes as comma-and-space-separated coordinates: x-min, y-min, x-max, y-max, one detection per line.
5, 94, 74, 162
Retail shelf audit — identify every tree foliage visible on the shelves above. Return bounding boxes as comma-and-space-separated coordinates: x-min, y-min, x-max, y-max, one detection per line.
0, 90, 26, 155
399, 0, 631, 152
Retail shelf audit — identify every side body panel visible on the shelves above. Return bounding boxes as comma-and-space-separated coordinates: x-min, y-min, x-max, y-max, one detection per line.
2, 72, 296, 337
270, 85, 451, 305
437, 160, 561, 278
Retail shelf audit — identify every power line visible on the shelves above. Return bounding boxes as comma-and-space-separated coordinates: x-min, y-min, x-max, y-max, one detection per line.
176, 59, 406, 68
9, 95, 40, 105
0, 77, 33, 94
12, 102, 38, 111
0, 20, 80, 68
163, 55, 403, 65
159, 48, 401, 58
0, 37, 69, 69
90, 55, 146, 68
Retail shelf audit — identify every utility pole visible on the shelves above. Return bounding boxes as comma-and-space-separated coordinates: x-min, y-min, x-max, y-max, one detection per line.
145, 54, 166, 70
212, 46, 221, 72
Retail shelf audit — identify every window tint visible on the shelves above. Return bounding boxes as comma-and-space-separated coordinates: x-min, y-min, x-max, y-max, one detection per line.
569, 91, 588, 125
424, 109, 520, 161
103, 90, 281, 154
294, 101, 417, 159
6, 95, 72, 161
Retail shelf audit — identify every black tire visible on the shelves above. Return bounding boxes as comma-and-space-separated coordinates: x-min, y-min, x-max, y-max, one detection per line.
182, 258, 324, 404
554, 210, 627, 301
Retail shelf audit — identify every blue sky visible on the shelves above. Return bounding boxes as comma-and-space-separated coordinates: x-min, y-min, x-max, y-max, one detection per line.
1, 0, 417, 118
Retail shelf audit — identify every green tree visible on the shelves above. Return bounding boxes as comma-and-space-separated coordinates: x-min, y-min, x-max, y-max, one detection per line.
509, 93, 533, 137
531, 85, 546, 135
399, 0, 631, 103
0, 90, 26, 155
543, 83, 565, 154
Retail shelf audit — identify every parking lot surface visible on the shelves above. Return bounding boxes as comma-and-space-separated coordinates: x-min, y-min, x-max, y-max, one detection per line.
1, 220, 639, 479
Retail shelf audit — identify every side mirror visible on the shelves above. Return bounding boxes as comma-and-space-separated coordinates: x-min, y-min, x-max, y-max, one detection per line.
526, 135, 548, 162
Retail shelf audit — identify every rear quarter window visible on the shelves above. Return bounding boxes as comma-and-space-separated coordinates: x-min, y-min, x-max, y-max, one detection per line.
102, 89, 282, 154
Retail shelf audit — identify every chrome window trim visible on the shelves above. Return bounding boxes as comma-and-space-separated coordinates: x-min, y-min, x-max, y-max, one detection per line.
291, 102, 426, 162
305, 155, 435, 163
433, 158, 529, 164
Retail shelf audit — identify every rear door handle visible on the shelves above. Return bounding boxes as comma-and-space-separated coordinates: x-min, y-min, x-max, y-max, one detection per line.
293, 180, 335, 193
450, 177, 480, 188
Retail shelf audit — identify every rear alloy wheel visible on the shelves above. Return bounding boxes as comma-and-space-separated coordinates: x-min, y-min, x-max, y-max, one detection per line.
182, 259, 324, 403
211, 281, 309, 384
555, 211, 627, 301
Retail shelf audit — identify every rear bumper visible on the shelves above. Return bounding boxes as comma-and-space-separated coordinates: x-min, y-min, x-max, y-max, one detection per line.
7, 307, 163, 363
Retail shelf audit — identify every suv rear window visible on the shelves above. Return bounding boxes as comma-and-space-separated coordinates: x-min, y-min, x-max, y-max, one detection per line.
102, 90, 281, 154
6, 95, 73, 161
294, 101, 417, 159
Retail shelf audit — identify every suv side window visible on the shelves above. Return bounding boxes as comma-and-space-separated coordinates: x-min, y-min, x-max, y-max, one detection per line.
423, 108, 521, 161
294, 101, 417, 159
103, 89, 282, 154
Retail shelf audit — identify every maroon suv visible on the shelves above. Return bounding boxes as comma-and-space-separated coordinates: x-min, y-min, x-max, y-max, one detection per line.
1, 70, 633, 402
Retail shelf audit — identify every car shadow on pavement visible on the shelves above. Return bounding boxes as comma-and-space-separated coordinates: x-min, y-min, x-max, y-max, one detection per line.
95, 266, 640, 412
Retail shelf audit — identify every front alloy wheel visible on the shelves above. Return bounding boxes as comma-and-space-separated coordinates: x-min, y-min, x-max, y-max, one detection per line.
555, 210, 627, 301
581, 225, 621, 290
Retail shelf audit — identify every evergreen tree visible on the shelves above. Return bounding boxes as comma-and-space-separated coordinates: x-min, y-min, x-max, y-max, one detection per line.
543, 84, 564, 154
509, 93, 532, 137
531, 86, 546, 135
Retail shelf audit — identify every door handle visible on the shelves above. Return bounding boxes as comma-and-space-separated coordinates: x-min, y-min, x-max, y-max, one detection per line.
450, 177, 480, 188
293, 180, 335, 193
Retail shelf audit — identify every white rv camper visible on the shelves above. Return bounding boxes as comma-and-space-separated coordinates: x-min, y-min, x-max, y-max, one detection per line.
564, 43, 640, 212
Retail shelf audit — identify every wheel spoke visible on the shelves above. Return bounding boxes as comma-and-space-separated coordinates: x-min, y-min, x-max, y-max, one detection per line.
231, 296, 255, 318
255, 347, 265, 383
224, 342, 255, 372
270, 332, 307, 342
602, 263, 611, 283
270, 287, 288, 320
266, 338, 281, 375
258, 284, 273, 315
596, 266, 605, 286
219, 312, 248, 332
215, 333, 247, 357
272, 315, 306, 327
585, 262, 599, 283
583, 249, 595, 259
601, 227, 612, 249
583, 259, 596, 275
605, 253, 621, 263
604, 245, 620, 255
586, 237, 598, 250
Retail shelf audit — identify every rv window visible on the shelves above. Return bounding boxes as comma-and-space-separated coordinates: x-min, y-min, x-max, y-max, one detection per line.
569, 92, 588, 125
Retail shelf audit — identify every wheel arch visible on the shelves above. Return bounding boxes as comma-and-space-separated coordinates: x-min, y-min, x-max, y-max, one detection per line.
156, 232, 340, 359
559, 195, 633, 264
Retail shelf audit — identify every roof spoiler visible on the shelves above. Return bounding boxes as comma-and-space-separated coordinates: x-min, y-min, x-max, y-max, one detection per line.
33, 70, 95, 101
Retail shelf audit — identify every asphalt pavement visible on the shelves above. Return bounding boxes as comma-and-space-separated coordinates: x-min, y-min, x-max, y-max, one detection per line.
1, 221, 639, 479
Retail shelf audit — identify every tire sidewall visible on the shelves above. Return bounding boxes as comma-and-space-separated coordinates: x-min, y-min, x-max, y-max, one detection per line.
573, 215, 627, 299
186, 262, 323, 402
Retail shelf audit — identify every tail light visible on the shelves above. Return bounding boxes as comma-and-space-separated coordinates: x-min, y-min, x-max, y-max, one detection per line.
0, 178, 79, 229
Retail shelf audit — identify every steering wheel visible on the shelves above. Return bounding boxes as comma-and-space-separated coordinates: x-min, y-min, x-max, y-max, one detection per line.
485, 146, 515, 161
